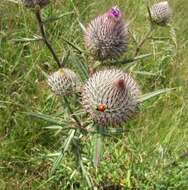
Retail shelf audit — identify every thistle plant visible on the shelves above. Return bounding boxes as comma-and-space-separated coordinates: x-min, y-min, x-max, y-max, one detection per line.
134, 1, 172, 56
19, 1, 176, 188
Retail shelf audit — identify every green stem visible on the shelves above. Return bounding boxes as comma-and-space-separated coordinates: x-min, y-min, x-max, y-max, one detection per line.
72, 137, 95, 189
93, 126, 105, 167
134, 26, 154, 57
63, 96, 84, 129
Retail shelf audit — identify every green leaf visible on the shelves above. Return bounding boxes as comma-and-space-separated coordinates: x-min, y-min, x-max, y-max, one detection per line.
169, 25, 177, 48
79, 158, 94, 188
23, 112, 63, 125
78, 20, 86, 32
50, 129, 76, 175
44, 125, 63, 130
44, 11, 74, 23
138, 88, 175, 103
6, 0, 21, 4
133, 70, 159, 76
110, 53, 152, 65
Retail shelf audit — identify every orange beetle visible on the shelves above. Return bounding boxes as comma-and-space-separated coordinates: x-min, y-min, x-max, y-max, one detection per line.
96, 104, 106, 112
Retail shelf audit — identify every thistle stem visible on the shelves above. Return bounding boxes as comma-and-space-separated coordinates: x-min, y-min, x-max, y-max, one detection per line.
34, 7, 84, 131
134, 6, 154, 57
35, 8, 62, 68
134, 27, 153, 57
63, 96, 84, 129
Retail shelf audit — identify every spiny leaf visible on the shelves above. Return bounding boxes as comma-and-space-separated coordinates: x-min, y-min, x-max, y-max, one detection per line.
23, 112, 63, 125
138, 88, 175, 103
50, 129, 75, 175
44, 125, 78, 130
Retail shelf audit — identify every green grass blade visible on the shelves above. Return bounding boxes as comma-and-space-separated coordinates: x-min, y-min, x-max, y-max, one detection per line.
44, 11, 74, 23
11, 36, 42, 43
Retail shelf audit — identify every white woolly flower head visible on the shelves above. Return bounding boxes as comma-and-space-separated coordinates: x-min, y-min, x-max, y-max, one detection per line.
82, 69, 141, 127
48, 68, 80, 96
149, 1, 172, 26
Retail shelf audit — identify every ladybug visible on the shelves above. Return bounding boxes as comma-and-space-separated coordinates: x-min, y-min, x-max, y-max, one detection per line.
96, 104, 106, 112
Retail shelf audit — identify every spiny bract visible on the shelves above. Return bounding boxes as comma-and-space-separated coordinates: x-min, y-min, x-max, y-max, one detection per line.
48, 68, 79, 96
149, 1, 171, 26
84, 6, 129, 61
22, 0, 50, 8
82, 69, 141, 127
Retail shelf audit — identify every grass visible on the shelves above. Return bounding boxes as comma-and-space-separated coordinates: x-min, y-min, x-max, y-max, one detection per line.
1, 0, 188, 189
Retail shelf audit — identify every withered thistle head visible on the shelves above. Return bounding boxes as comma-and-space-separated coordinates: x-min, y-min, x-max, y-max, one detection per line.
149, 1, 171, 26
82, 69, 141, 127
22, 0, 50, 9
48, 68, 80, 96
84, 6, 129, 61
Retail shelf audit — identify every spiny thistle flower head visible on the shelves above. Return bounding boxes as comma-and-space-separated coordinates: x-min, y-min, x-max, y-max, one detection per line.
82, 69, 141, 127
149, 1, 171, 26
84, 6, 129, 61
22, 0, 50, 8
48, 68, 80, 96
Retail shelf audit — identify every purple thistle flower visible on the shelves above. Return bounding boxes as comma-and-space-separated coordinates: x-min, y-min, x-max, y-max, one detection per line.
82, 69, 141, 127
107, 6, 120, 18
84, 6, 129, 61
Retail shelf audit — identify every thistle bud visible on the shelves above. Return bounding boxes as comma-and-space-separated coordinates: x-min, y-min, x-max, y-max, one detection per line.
48, 68, 80, 96
149, 1, 171, 26
84, 6, 129, 61
22, 0, 50, 9
82, 69, 141, 127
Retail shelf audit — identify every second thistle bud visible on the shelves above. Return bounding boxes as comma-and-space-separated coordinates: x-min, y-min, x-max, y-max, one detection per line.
22, 0, 50, 9
149, 1, 172, 26
47, 68, 80, 96
84, 6, 129, 61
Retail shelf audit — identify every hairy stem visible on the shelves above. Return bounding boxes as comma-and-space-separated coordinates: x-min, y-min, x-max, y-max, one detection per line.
35, 8, 62, 68
35, 7, 84, 131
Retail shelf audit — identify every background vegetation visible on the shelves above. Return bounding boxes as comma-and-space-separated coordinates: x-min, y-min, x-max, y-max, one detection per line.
0, 0, 188, 189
